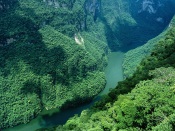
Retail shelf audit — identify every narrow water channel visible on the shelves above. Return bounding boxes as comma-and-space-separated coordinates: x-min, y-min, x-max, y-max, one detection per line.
4, 52, 124, 131
100, 52, 124, 95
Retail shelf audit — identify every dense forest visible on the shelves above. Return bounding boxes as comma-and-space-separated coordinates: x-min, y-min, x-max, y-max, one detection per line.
1, 0, 175, 130
39, 16, 175, 131
0, 0, 108, 129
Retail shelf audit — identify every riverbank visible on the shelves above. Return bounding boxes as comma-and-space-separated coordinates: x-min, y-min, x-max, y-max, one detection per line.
4, 52, 124, 131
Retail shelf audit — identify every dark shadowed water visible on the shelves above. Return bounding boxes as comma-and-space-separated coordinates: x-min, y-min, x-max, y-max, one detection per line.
4, 52, 124, 131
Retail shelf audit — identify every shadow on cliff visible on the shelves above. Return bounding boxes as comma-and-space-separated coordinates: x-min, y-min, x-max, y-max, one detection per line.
99, 1, 175, 52
99, 15, 166, 52
99, 15, 141, 52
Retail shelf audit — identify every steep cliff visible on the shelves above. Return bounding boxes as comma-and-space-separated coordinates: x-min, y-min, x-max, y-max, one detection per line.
1, 0, 175, 130
51, 15, 175, 131
87, 0, 175, 51
123, 0, 175, 77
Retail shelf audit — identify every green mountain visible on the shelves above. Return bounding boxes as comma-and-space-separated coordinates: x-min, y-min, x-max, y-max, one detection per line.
0, 0, 175, 130
51, 16, 175, 131
0, 0, 108, 129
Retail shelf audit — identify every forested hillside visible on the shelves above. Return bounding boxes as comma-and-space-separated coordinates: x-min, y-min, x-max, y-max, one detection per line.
1, 0, 175, 130
0, 0, 108, 129
123, 1, 175, 77
52, 16, 175, 131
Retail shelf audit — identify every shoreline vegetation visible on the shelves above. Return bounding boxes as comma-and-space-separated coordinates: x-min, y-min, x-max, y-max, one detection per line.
47, 16, 175, 131
1, 0, 175, 130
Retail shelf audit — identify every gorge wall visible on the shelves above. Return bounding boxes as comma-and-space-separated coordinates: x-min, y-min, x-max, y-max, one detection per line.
0, 0, 175, 129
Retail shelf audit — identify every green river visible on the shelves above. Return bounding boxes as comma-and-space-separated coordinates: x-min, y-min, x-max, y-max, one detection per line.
5, 52, 124, 131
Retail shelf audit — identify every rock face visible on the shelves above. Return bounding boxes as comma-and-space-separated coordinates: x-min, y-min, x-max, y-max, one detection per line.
43, 0, 60, 8
84, 0, 101, 21
131, 0, 175, 25
42, 0, 75, 9
0, 0, 17, 10
138, 0, 161, 14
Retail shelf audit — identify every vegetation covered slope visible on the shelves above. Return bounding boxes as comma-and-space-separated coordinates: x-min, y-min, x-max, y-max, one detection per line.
122, 28, 168, 78
0, 0, 139, 129
123, 15, 175, 78
48, 17, 175, 131
1, 0, 174, 130
0, 0, 108, 129
99, 0, 175, 52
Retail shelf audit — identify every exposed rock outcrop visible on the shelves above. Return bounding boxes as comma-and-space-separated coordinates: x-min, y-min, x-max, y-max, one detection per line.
0, 0, 17, 10
131, 0, 175, 24
84, 0, 101, 21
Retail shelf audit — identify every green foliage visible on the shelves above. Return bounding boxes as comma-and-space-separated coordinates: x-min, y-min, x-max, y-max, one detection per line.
0, 0, 86, 38
55, 67, 175, 131
99, 0, 137, 51
0, 0, 108, 129
52, 54, 175, 131
123, 29, 168, 78
46, 17, 175, 131
1, 0, 174, 130
123, 16, 175, 78
108, 19, 175, 101
0, 61, 42, 128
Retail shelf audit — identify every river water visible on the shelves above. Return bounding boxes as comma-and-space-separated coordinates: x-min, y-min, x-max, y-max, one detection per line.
4, 52, 124, 131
